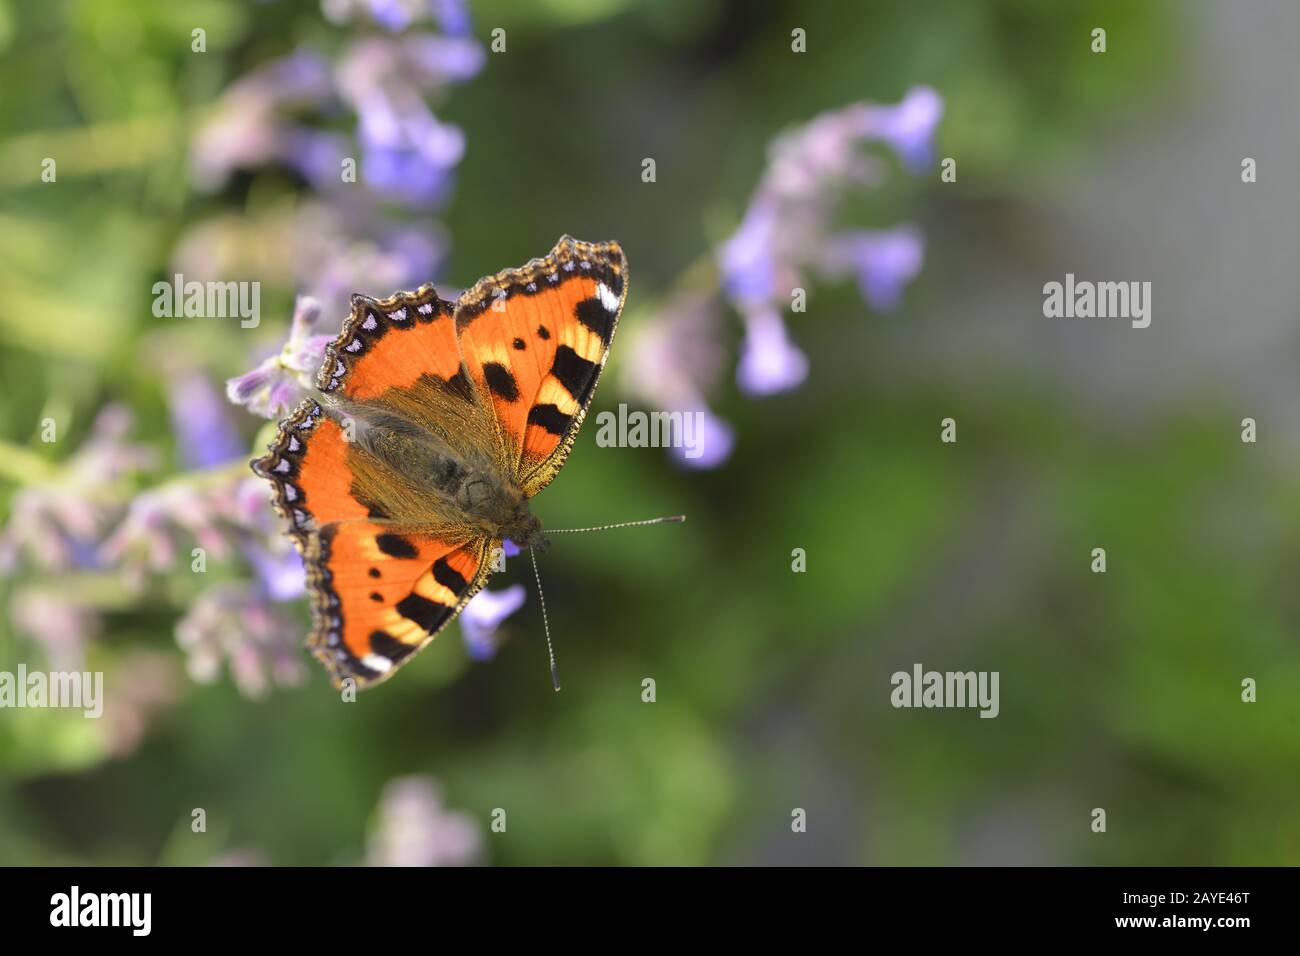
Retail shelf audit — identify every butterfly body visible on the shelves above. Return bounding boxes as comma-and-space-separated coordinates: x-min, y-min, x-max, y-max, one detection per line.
318, 389, 545, 549
252, 236, 626, 688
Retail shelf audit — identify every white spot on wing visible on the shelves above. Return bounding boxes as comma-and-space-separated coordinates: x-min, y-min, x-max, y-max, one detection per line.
363, 653, 394, 673
596, 282, 619, 313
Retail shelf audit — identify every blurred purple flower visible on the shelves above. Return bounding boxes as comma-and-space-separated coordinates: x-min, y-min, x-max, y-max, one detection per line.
101, 481, 235, 585
226, 296, 332, 419
821, 226, 925, 312
670, 408, 734, 470
10, 587, 102, 671
336, 36, 480, 209
460, 584, 526, 661
718, 86, 941, 320
718, 197, 779, 308
241, 538, 307, 602
176, 584, 306, 698
165, 370, 246, 469
736, 308, 809, 396
104, 651, 184, 758
367, 776, 483, 867
430, 0, 473, 37
190, 49, 335, 191
622, 292, 736, 470
0, 404, 156, 571
856, 85, 944, 171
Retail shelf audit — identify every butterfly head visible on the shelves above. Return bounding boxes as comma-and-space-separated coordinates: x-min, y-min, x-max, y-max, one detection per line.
503, 505, 549, 553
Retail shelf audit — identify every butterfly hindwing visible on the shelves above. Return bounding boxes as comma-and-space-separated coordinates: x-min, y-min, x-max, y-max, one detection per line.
304, 522, 492, 687
252, 399, 368, 548
454, 235, 627, 497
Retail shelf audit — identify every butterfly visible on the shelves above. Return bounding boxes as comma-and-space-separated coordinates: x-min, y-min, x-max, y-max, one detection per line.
252, 235, 627, 688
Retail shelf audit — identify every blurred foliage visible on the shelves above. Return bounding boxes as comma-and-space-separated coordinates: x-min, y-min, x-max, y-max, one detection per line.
6, 0, 1297, 869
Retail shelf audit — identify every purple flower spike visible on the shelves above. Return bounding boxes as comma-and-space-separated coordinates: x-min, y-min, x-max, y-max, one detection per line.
366, 776, 483, 867
824, 225, 925, 312
671, 407, 735, 470
736, 308, 809, 396
430, 0, 473, 37
367, 0, 418, 32
460, 584, 526, 661
718, 197, 779, 308
166, 370, 246, 469
860, 85, 944, 171
226, 296, 332, 419
242, 539, 307, 602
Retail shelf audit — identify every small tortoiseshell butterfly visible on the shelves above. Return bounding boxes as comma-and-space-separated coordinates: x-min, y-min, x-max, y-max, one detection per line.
253, 236, 629, 688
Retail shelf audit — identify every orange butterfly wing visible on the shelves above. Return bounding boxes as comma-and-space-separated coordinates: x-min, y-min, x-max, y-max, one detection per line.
252, 400, 493, 687
304, 521, 489, 685
454, 235, 627, 496
318, 283, 462, 401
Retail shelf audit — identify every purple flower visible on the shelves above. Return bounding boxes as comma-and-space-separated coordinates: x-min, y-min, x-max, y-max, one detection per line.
165, 370, 246, 469
226, 296, 332, 419
283, 128, 351, 191
0, 405, 155, 571
670, 408, 734, 470
242, 538, 307, 602
176, 583, 306, 698
101, 481, 234, 583
460, 584, 526, 661
366, 776, 482, 867
856, 85, 944, 171
339, 37, 473, 209
736, 308, 809, 396
718, 197, 779, 308
10, 587, 102, 671
822, 226, 924, 312
429, 0, 473, 37
621, 293, 738, 469
190, 49, 334, 191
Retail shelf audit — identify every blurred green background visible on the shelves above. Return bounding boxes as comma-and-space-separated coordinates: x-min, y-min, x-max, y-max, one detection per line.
4, 0, 1300, 866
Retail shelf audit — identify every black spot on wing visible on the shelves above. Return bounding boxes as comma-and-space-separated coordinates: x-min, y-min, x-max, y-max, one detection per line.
551, 345, 600, 407
368, 567, 381, 579
536, 325, 551, 340
483, 362, 520, 401
369, 629, 417, 663
376, 533, 418, 559
527, 403, 572, 436
432, 556, 469, 593
575, 297, 614, 345
395, 593, 446, 632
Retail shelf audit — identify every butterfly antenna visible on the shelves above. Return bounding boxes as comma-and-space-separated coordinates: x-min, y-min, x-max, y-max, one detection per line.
530, 547, 561, 692
546, 514, 686, 535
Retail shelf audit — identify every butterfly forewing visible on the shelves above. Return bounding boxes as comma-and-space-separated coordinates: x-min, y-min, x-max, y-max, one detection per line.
454, 235, 627, 497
